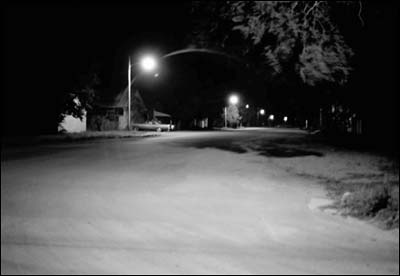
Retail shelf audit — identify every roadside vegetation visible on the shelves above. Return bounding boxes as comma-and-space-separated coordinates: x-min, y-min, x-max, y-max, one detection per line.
338, 181, 399, 229
267, 133, 399, 229
2, 131, 160, 147
213, 130, 399, 229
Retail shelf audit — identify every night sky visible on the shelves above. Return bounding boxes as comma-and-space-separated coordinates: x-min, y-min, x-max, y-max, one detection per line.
1, 2, 399, 137
2, 2, 194, 134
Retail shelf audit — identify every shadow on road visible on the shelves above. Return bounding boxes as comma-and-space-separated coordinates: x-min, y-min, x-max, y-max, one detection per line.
256, 146, 324, 157
184, 139, 324, 158
188, 140, 248, 154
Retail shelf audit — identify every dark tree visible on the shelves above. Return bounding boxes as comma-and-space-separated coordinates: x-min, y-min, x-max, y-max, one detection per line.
189, 1, 354, 87
58, 72, 100, 124
225, 104, 241, 127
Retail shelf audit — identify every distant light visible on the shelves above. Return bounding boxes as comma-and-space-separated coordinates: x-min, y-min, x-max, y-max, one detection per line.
245, 104, 249, 109
269, 114, 274, 120
259, 109, 265, 115
154, 73, 159, 78
229, 95, 239, 105
283, 116, 288, 122
140, 55, 157, 72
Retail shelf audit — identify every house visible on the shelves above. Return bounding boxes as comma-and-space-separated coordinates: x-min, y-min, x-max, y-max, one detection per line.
191, 118, 209, 129
87, 87, 171, 131
87, 85, 147, 131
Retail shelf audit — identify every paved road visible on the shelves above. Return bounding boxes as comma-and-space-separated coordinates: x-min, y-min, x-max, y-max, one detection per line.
1, 129, 399, 274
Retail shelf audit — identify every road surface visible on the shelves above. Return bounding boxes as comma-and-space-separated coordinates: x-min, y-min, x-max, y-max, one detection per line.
1, 128, 399, 274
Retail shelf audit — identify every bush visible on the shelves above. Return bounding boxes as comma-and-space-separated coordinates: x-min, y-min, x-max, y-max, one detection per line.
341, 185, 388, 216
340, 184, 399, 228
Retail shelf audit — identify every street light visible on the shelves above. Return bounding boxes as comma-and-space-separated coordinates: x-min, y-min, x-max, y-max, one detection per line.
229, 94, 239, 105
257, 108, 265, 126
245, 104, 249, 109
128, 54, 158, 130
224, 94, 239, 128
140, 56, 157, 72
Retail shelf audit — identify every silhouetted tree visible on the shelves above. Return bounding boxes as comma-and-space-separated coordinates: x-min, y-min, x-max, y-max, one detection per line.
225, 104, 241, 127
189, 1, 354, 87
59, 72, 100, 123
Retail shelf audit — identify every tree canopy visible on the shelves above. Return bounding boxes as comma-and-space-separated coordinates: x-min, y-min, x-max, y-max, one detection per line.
58, 72, 100, 123
189, 1, 354, 87
226, 104, 241, 126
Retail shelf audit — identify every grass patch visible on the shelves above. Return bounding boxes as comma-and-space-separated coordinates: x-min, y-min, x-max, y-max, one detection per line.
2, 131, 160, 147
337, 182, 399, 229
271, 132, 399, 229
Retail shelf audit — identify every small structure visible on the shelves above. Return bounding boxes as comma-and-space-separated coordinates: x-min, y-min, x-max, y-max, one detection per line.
153, 110, 172, 124
87, 88, 147, 131
87, 87, 171, 131
192, 118, 209, 129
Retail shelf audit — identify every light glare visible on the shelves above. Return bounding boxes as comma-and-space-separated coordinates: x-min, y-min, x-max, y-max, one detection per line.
229, 95, 239, 105
140, 56, 157, 72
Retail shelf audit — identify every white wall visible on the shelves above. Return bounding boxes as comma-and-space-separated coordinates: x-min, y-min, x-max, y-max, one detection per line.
59, 114, 87, 133
118, 112, 128, 130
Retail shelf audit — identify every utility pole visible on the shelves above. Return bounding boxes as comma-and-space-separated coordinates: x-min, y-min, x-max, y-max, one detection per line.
224, 107, 227, 128
319, 108, 323, 129
128, 57, 132, 130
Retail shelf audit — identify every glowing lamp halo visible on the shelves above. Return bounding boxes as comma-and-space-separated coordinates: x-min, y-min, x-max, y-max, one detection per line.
140, 55, 158, 72
228, 94, 239, 105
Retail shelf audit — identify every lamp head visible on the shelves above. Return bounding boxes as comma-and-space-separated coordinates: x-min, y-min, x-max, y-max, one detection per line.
140, 55, 157, 72
229, 95, 239, 105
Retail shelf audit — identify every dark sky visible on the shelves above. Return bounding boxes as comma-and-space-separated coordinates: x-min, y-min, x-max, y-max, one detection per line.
1, 2, 399, 135
2, 2, 195, 134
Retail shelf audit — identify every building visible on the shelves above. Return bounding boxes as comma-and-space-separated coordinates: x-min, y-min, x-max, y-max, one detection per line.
87, 85, 147, 131
87, 86, 171, 131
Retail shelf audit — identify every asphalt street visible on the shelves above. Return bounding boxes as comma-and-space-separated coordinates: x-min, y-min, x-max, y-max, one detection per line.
1, 128, 399, 274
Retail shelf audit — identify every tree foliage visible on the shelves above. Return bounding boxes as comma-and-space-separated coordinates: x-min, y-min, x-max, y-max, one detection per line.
225, 104, 241, 126
189, 1, 354, 86
59, 72, 100, 122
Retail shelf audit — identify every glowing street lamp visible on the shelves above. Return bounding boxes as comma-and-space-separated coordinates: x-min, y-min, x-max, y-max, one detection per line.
245, 104, 249, 109
128, 54, 158, 130
257, 108, 265, 126
224, 94, 240, 128
140, 55, 157, 72
229, 94, 239, 105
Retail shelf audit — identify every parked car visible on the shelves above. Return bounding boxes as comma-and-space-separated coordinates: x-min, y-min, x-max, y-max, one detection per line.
132, 119, 175, 132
